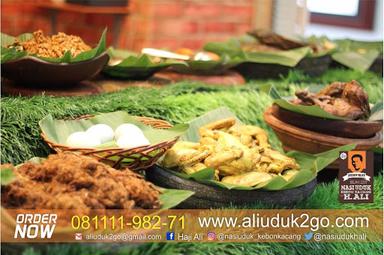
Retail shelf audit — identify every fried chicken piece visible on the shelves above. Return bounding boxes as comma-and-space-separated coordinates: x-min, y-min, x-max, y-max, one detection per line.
203, 131, 261, 176
1, 153, 160, 211
257, 149, 299, 174
221, 171, 273, 187
199, 118, 236, 137
183, 163, 209, 175
229, 124, 270, 148
294, 80, 370, 120
280, 169, 300, 181
162, 141, 211, 168
247, 29, 334, 54
319, 80, 370, 118
162, 117, 300, 185
247, 29, 306, 50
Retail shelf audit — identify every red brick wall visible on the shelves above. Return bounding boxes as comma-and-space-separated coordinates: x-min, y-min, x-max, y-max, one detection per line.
1, 0, 271, 51
143, 0, 254, 50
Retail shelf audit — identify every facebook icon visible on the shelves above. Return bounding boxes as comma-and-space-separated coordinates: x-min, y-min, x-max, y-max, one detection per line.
166, 232, 175, 240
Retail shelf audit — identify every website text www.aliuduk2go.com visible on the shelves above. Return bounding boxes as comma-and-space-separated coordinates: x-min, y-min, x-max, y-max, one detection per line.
197, 212, 369, 231
193, 212, 372, 242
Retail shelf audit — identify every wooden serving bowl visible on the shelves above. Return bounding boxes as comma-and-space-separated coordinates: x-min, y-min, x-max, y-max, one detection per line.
270, 104, 382, 139
264, 107, 382, 169
2, 52, 109, 87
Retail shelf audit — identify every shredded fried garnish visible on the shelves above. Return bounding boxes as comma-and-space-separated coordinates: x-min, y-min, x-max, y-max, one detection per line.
10, 30, 91, 58
1, 153, 161, 213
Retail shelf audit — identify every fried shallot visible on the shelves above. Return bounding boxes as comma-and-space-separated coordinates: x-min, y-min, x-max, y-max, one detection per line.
1, 153, 160, 213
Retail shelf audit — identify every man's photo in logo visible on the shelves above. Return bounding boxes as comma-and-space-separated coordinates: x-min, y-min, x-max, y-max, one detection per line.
348, 151, 366, 172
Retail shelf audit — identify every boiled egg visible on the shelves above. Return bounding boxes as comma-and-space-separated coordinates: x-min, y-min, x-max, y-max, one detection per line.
66, 131, 101, 148
116, 133, 150, 149
115, 123, 145, 140
86, 124, 114, 143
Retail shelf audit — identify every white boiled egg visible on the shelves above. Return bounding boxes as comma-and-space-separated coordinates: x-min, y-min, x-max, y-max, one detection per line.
116, 133, 150, 149
66, 131, 101, 148
115, 123, 144, 140
86, 124, 114, 143
193, 51, 220, 61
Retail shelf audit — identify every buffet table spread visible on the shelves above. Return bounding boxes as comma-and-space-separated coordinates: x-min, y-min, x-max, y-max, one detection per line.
1, 68, 382, 254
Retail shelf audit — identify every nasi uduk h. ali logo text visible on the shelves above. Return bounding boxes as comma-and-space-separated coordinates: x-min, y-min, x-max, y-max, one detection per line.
14, 214, 57, 239
339, 150, 373, 203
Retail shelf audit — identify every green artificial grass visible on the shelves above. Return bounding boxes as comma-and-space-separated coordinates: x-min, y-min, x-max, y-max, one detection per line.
5, 241, 382, 255
1, 69, 382, 165
1, 69, 383, 255
228, 174, 382, 210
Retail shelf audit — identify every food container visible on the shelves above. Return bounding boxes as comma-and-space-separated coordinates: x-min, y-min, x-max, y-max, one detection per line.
330, 56, 383, 76
369, 56, 383, 76
147, 165, 317, 208
264, 107, 382, 169
103, 48, 188, 80
66, 0, 128, 6
41, 115, 179, 170
234, 54, 332, 79
2, 52, 109, 87
269, 104, 382, 139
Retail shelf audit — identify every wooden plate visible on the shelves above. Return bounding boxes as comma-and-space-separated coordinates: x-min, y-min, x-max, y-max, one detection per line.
1, 52, 109, 87
146, 165, 317, 209
270, 105, 382, 139
1, 79, 102, 97
264, 107, 382, 155
233, 54, 331, 79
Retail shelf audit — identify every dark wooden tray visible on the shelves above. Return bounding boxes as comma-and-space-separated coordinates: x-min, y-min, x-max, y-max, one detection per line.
1, 79, 102, 97
270, 105, 382, 139
233, 54, 331, 79
155, 70, 245, 86
146, 165, 317, 209
1, 52, 109, 87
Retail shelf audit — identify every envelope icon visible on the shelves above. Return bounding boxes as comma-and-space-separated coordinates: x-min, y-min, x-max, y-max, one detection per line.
75, 233, 83, 240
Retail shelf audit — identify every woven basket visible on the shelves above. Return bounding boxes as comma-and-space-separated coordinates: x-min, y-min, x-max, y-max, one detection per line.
41, 115, 178, 170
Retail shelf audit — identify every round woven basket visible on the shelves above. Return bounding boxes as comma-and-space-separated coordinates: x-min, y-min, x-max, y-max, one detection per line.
41, 115, 178, 170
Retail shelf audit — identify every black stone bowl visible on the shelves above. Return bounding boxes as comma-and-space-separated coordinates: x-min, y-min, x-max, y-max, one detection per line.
330, 55, 383, 76
234, 54, 332, 79
102, 65, 165, 80
369, 55, 383, 76
146, 165, 317, 209
1, 52, 109, 88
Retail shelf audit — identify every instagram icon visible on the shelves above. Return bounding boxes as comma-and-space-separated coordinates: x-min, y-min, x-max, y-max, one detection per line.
207, 232, 216, 241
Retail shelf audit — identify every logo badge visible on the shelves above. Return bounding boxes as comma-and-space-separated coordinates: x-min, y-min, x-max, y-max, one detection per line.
166, 232, 175, 240
339, 151, 373, 203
